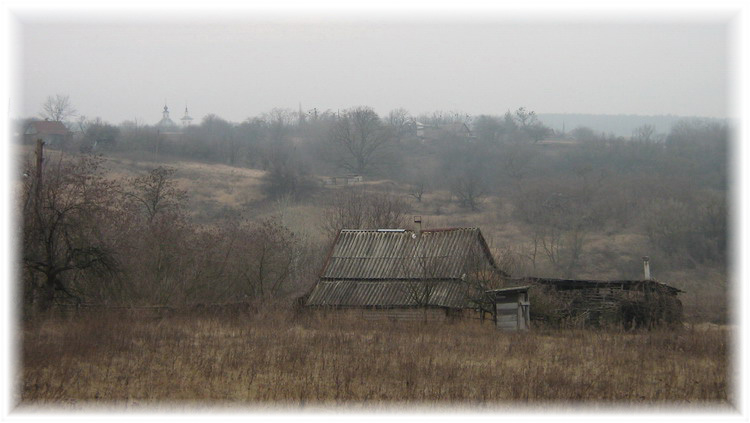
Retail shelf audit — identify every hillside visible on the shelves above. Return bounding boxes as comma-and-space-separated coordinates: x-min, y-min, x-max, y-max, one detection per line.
14, 142, 726, 323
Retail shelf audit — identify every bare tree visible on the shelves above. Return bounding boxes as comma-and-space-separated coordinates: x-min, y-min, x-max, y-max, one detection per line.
386, 108, 415, 142
473, 115, 504, 144
462, 240, 508, 322
632, 124, 662, 143
40, 94, 77, 122
124, 167, 187, 224
499, 141, 537, 187
514, 187, 598, 278
81, 118, 120, 152
514, 107, 537, 128
224, 217, 306, 300
22, 155, 119, 312
450, 171, 488, 211
513, 107, 551, 142
329, 106, 392, 174
408, 172, 430, 203
320, 187, 410, 239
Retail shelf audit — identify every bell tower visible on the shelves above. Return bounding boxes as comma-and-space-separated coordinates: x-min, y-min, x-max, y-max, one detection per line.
181, 105, 193, 127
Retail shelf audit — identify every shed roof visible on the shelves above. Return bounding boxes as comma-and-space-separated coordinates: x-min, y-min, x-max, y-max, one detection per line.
321, 228, 501, 280
305, 279, 475, 308
511, 277, 683, 294
486, 285, 531, 294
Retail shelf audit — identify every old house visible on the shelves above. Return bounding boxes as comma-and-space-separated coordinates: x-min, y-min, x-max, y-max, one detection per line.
303, 226, 506, 321
24, 120, 71, 146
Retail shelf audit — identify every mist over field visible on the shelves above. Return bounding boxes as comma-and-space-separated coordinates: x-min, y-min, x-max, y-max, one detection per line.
8, 8, 737, 410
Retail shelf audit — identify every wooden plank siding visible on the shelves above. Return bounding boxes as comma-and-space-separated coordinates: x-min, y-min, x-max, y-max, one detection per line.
488, 286, 531, 331
308, 307, 472, 322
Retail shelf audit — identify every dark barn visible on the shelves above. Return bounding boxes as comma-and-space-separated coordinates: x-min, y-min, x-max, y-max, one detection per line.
512, 277, 684, 329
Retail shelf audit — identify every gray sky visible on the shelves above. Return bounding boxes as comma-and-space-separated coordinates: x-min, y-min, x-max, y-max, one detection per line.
12, 13, 732, 124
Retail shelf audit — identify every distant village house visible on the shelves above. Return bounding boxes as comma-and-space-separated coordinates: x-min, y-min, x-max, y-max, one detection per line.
416, 122, 474, 142
24, 120, 71, 146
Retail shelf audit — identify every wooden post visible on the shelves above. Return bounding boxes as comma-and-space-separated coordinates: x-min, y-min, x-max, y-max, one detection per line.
34, 138, 44, 208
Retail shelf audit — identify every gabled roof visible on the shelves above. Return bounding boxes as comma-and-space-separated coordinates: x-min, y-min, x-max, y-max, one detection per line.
321, 228, 501, 280
25, 121, 70, 135
305, 227, 504, 309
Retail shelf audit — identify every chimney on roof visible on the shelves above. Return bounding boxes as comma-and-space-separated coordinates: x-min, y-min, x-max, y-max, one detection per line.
642, 256, 651, 280
414, 215, 422, 236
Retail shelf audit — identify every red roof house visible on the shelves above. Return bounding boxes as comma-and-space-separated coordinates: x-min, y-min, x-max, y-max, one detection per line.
24, 120, 72, 145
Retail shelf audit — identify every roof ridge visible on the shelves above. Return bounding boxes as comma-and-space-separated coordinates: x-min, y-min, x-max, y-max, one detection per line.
339, 227, 478, 232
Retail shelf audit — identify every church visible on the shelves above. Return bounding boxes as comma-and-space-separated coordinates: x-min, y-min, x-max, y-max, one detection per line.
156, 104, 193, 133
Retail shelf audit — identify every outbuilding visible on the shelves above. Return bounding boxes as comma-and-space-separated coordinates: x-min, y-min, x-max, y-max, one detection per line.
511, 277, 683, 328
486, 286, 531, 331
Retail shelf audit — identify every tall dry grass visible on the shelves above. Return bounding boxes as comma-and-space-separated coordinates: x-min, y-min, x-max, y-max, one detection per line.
18, 309, 731, 409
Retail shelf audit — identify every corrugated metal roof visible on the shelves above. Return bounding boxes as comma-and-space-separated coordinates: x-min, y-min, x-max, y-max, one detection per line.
305, 279, 475, 308
321, 228, 498, 280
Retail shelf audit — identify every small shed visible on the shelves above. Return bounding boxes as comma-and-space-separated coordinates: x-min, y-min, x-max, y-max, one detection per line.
486, 286, 530, 331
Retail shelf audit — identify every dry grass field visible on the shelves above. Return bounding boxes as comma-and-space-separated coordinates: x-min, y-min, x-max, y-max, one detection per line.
17, 310, 731, 410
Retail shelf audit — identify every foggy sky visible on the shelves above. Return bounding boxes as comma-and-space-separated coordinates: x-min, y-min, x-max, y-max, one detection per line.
12, 12, 732, 125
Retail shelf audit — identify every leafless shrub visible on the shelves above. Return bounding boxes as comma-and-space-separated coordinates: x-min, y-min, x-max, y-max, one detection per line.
407, 172, 430, 203
329, 106, 393, 175
260, 147, 317, 201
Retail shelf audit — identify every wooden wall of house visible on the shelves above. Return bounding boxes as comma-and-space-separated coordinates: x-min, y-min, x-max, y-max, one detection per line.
307, 307, 471, 323
359, 308, 449, 322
